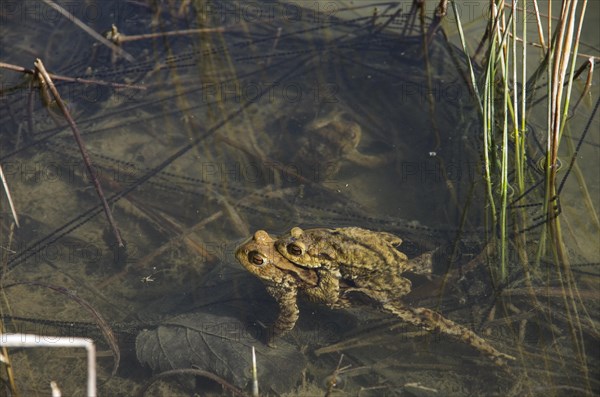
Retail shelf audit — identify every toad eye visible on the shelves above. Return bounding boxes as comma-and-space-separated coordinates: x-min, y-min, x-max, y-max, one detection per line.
287, 243, 304, 256
248, 251, 266, 266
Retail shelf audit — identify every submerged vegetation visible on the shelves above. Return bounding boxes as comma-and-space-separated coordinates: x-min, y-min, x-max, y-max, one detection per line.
454, 0, 598, 393
0, 0, 598, 395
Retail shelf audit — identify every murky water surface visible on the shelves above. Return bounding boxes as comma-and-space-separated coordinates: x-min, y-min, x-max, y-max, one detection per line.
1, 1, 598, 396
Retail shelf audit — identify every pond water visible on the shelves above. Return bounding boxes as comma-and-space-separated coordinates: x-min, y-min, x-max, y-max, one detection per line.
0, 1, 598, 396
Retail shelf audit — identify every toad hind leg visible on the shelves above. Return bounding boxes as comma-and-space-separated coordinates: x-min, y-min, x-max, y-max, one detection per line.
382, 303, 515, 368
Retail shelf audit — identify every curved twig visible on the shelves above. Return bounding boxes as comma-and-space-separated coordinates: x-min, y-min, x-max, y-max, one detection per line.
1, 281, 120, 376
136, 368, 249, 397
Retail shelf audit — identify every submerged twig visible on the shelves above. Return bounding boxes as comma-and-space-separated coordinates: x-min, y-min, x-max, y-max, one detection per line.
0, 164, 19, 227
0, 320, 19, 395
33, 59, 125, 248
569, 57, 595, 117
0, 61, 146, 90
112, 26, 226, 43
325, 354, 351, 397
558, 94, 599, 195
37, 0, 134, 62
136, 368, 249, 397
266, 27, 282, 67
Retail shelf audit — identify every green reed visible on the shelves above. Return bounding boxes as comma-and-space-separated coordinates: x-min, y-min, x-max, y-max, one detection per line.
453, 0, 591, 280
453, 0, 595, 391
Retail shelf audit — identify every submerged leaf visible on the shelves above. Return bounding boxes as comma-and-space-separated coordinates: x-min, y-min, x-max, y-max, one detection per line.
136, 310, 306, 393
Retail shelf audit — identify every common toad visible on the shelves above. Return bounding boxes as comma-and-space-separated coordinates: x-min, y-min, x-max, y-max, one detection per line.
290, 109, 389, 178
235, 230, 313, 341
236, 227, 514, 367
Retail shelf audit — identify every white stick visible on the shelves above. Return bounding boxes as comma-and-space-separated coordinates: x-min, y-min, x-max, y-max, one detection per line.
251, 346, 258, 397
0, 334, 96, 397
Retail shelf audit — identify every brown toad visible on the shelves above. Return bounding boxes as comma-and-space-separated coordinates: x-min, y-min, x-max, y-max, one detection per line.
236, 227, 514, 367
290, 109, 388, 178
276, 226, 432, 277
235, 230, 317, 341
